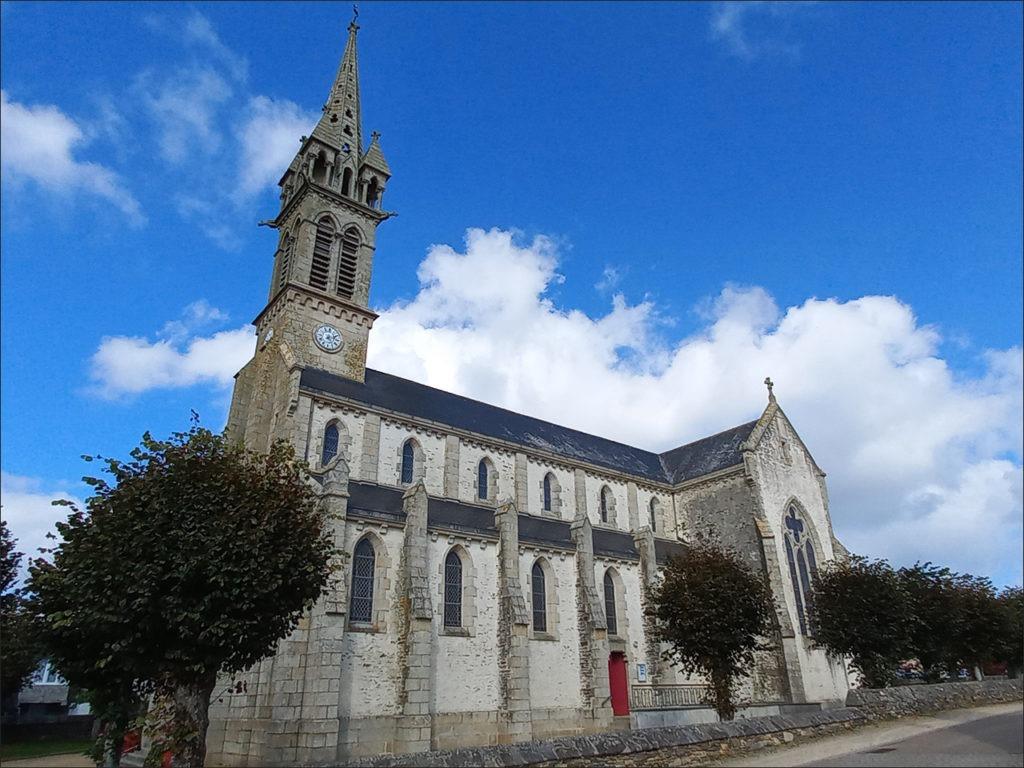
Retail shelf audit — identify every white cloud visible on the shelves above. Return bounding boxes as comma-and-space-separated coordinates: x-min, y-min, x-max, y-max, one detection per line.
235, 96, 316, 199
0, 90, 144, 224
182, 10, 249, 83
0, 473, 81, 579
136, 67, 232, 163
710, 1, 807, 60
88, 302, 255, 398
87, 228, 1023, 584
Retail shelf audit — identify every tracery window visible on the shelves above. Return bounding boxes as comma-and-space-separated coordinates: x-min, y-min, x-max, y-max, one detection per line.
443, 550, 463, 628
603, 570, 618, 636
783, 505, 819, 635
349, 538, 375, 624
322, 422, 339, 465
531, 561, 547, 633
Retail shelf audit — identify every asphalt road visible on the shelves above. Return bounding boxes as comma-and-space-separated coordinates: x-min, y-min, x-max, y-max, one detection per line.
807, 708, 1023, 767
718, 702, 1023, 768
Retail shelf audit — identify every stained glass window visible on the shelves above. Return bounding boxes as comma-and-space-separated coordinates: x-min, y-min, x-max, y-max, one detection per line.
604, 571, 618, 636
322, 423, 339, 465
478, 460, 489, 500
350, 538, 375, 624
784, 505, 817, 635
531, 561, 547, 633
401, 440, 415, 484
443, 550, 462, 628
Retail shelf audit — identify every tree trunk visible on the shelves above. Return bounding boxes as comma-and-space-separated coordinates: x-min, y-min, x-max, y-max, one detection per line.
710, 668, 735, 721
171, 676, 217, 768
102, 731, 124, 768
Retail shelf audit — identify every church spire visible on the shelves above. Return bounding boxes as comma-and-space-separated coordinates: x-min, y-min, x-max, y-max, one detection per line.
311, 17, 362, 154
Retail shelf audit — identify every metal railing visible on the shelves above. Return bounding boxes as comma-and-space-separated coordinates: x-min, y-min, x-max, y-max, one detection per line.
629, 684, 710, 711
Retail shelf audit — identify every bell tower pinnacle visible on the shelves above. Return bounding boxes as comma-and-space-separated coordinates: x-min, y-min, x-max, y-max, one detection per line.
226, 15, 392, 448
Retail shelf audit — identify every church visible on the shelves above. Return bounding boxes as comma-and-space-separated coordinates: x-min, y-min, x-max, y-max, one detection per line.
208, 18, 851, 766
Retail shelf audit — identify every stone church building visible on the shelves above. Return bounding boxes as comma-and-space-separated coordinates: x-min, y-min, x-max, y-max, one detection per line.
207, 19, 851, 767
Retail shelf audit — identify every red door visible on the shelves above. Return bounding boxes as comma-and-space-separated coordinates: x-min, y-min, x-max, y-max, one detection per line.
608, 652, 630, 716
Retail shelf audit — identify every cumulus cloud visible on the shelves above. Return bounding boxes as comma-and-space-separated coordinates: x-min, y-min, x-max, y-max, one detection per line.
0, 90, 144, 224
136, 67, 232, 163
88, 302, 254, 398
710, 1, 808, 60
87, 228, 1023, 584
1, 473, 81, 578
235, 96, 317, 199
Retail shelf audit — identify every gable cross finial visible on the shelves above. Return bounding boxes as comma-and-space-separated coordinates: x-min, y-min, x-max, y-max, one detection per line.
764, 376, 776, 403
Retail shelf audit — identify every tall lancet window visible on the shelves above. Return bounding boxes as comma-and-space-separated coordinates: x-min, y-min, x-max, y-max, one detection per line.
477, 459, 490, 501
443, 550, 463, 629
531, 561, 547, 633
543, 473, 553, 512
349, 538, 375, 624
649, 498, 659, 532
322, 422, 339, 466
401, 440, 416, 485
600, 487, 611, 524
783, 505, 819, 635
603, 570, 618, 636
309, 217, 335, 290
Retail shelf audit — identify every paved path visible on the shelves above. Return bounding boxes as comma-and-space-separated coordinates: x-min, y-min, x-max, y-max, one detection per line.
718, 702, 1023, 767
2, 752, 92, 768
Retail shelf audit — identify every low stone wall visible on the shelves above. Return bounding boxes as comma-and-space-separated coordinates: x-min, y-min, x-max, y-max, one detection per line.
847, 678, 1023, 720
348, 708, 866, 767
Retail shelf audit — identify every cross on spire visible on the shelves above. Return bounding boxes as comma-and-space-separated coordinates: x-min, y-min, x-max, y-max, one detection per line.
764, 376, 776, 403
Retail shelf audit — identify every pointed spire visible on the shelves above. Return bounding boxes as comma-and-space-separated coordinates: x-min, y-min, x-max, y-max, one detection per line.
311, 17, 362, 154
362, 130, 391, 177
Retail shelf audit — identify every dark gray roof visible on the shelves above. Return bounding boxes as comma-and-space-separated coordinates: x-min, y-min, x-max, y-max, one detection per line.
519, 516, 573, 550
592, 528, 639, 561
658, 421, 757, 484
302, 368, 754, 485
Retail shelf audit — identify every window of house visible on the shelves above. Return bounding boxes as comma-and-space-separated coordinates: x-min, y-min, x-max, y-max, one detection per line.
443, 550, 462, 628
322, 422, 339, 465
604, 570, 618, 636
531, 561, 547, 633
349, 538, 375, 624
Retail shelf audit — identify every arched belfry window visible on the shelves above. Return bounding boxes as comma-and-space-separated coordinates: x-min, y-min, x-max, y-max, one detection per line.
336, 227, 359, 299
366, 176, 380, 208
783, 505, 819, 635
341, 167, 353, 197
322, 422, 339, 465
443, 550, 463, 628
543, 474, 553, 512
277, 232, 294, 291
311, 151, 328, 184
401, 440, 416, 485
603, 570, 618, 636
531, 561, 547, 633
349, 538, 375, 624
309, 217, 334, 291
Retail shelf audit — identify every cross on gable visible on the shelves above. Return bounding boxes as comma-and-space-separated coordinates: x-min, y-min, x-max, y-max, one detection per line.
785, 508, 804, 543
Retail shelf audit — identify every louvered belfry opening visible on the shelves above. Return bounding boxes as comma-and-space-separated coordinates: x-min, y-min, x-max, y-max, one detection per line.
278, 233, 294, 291
309, 217, 334, 290
336, 227, 360, 298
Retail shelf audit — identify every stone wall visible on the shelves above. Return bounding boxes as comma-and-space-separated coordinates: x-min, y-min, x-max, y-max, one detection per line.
847, 678, 1023, 720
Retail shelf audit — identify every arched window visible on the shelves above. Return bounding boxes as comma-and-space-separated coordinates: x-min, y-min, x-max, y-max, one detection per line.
531, 561, 547, 633
443, 550, 463, 628
543, 473, 553, 512
366, 176, 380, 208
649, 498, 659, 532
309, 217, 334, 290
277, 232, 294, 291
783, 505, 819, 635
341, 167, 353, 197
349, 538, 375, 624
401, 440, 416, 485
322, 422, 339, 465
311, 151, 327, 184
603, 570, 618, 636
336, 227, 359, 298
477, 459, 490, 501
600, 487, 611, 524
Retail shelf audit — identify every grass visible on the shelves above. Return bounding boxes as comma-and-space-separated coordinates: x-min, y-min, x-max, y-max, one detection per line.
0, 739, 93, 761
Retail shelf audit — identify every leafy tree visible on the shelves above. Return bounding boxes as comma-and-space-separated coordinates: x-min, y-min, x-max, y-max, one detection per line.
946, 572, 1003, 678
995, 586, 1023, 677
897, 562, 959, 681
810, 556, 911, 688
1, 520, 43, 713
649, 537, 774, 720
28, 424, 337, 768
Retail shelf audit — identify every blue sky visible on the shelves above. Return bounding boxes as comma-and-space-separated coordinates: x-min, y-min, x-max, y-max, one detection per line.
2, 2, 1021, 586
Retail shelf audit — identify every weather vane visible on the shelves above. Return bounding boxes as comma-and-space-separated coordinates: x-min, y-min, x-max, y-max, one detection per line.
352, 4, 359, 23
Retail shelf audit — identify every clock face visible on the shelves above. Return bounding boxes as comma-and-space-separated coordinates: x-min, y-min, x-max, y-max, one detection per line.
313, 323, 343, 352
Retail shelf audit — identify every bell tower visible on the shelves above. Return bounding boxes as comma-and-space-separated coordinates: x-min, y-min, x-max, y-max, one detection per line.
226, 17, 391, 449
258, 17, 391, 381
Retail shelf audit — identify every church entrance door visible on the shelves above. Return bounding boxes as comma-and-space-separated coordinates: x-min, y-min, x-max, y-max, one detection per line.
608, 652, 629, 716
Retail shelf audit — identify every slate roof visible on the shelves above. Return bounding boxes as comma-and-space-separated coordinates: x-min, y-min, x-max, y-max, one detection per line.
301, 367, 755, 485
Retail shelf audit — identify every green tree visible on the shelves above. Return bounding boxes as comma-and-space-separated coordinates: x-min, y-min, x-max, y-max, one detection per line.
1, 520, 43, 714
897, 562, 959, 681
648, 537, 774, 720
810, 556, 911, 688
28, 424, 337, 768
994, 586, 1023, 678
946, 573, 1003, 678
